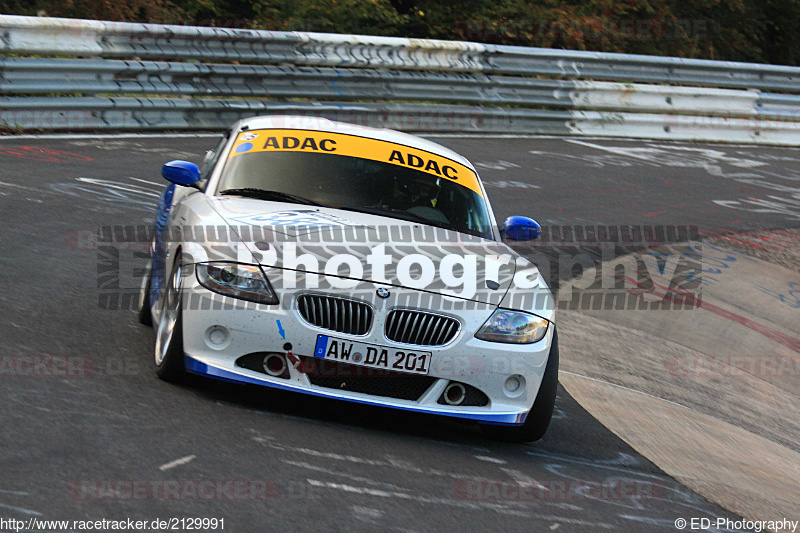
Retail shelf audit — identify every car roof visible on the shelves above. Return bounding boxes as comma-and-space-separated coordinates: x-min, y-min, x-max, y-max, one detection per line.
236, 115, 475, 171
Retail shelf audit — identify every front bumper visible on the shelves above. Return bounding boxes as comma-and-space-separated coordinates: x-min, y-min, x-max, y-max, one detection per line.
179, 272, 555, 426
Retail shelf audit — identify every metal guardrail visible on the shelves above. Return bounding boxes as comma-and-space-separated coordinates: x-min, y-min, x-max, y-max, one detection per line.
2, 15, 800, 144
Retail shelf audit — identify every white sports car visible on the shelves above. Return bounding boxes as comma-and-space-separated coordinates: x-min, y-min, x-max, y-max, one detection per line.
139, 115, 558, 442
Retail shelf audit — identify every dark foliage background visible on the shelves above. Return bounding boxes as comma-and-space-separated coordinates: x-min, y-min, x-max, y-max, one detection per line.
2, 0, 799, 66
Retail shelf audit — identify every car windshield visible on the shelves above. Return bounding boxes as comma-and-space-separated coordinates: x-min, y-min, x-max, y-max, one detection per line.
217, 147, 494, 239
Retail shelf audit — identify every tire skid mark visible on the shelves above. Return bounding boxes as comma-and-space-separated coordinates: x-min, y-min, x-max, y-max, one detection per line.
252, 437, 474, 480
622, 275, 800, 356
306, 479, 614, 528
47, 176, 163, 209
282, 459, 409, 491
0, 501, 42, 517
526, 450, 727, 519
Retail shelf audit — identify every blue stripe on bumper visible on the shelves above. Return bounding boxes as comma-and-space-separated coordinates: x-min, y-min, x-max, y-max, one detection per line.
184, 355, 527, 425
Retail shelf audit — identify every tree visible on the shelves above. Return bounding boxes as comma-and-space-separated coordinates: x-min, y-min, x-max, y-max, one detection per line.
253, 0, 406, 35
8, 0, 183, 23
0, 0, 798, 65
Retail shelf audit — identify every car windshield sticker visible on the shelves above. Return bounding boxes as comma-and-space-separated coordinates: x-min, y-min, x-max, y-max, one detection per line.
229, 129, 483, 197
226, 210, 358, 228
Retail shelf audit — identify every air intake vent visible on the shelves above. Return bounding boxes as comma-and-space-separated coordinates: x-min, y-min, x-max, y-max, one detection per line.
385, 310, 459, 346
297, 295, 372, 335
302, 357, 436, 401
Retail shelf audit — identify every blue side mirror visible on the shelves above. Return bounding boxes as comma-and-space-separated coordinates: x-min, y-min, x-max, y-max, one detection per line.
503, 216, 541, 241
162, 160, 201, 187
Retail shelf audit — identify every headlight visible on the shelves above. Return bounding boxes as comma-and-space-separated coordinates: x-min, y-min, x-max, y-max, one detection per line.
475, 309, 549, 344
196, 262, 278, 305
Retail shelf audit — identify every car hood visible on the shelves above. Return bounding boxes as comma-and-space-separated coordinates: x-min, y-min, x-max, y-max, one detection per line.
203, 197, 551, 313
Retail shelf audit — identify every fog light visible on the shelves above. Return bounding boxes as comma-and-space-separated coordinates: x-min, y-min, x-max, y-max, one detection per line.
204, 325, 231, 350
443, 383, 467, 405
505, 376, 520, 392
504, 375, 525, 397
263, 353, 288, 377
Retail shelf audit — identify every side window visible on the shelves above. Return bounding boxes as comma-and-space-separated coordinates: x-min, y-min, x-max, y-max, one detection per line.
198, 135, 229, 189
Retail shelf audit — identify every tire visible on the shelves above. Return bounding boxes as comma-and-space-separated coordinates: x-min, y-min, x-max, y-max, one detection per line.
138, 266, 153, 327
154, 252, 186, 382
480, 328, 559, 443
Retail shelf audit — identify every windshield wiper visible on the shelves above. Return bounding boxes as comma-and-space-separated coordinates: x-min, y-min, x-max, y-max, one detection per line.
219, 188, 324, 207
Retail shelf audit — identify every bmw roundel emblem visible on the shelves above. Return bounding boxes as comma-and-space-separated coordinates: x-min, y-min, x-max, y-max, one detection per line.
376, 288, 390, 299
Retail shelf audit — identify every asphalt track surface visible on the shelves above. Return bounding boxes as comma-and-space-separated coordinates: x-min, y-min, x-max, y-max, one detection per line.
1, 135, 798, 532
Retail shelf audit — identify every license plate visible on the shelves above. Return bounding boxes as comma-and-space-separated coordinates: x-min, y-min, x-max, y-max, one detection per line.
314, 335, 431, 375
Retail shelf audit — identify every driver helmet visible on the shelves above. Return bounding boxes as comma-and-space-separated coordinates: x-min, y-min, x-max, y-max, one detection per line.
397, 176, 440, 203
